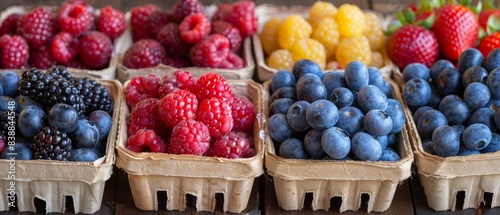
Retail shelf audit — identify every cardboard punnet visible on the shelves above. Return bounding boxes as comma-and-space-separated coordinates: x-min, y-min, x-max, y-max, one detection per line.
0, 78, 123, 214
264, 78, 413, 212
116, 78, 265, 213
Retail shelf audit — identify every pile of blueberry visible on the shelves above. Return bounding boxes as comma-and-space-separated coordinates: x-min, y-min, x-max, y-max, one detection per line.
268, 60, 405, 162
402, 48, 500, 157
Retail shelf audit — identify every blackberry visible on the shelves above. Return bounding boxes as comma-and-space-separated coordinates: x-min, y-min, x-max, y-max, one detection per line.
33, 126, 72, 161
44, 75, 86, 116
18, 68, 52, 102
0, 111, 15, 136
71, 77, 113, 114
47, 65, 72, 80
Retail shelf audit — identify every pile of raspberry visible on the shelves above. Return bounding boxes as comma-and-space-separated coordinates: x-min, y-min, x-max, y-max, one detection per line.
122, 0, 257, 70
125, 71, 257, 159
0, 0, 126, 70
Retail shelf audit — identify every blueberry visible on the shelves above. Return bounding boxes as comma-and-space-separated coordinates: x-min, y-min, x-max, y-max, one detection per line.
344, 61, 369, 91
468, 108, 496, 132
306, 99, 338, 130
297, 73, 321, 86
387, 99, 403, 111
0, 71, 19, 97
351, 132, 382, 161
17, 105, 47, 139
286, 101, 311, 132
364, 110, 393, 136
15, 95, 44, 112
0, 96, 17, 112
357, 85, 388, 112
485, 99, 500, 112
92, 140, 106, 157
432, 125, 460, 157
69, 119, 99, 149
0, 142, 33, 160
48, 103, 79, 133
424, 85, 442, 109
403, 63, 430, 82
270, 87, 296, 104
321, 127, 351, 159
378, 149, 400, 162
464, 83, 491, 110
413, 106, 434, 124
462, 66, 488, 87
377, 135, 388, 150
386, 133, 397, 148
271, 70, 296, 92
458, 48, 483, 74
0, 83, 3, 96
380, 81, 394, 98
69, 148, 100, 162
368, 67, 385, 89
451, 124, 466, 137
279, 138, 308, 159
269, 98, 295, 116
481, 133, 500, 153
322, 71, 347, 98
303, 130, 326, 159
88, 110, 113, 141
487, 68, 500, 99
403, 78, 431, 108
430, 59, 455, 82
422, 140, 435, 154
457, 146, 481, 156
323, 155, 352, 161
462, 124, 491, 150
385, 105, 405, 134
437, 67, 463, 96
351, 90, 360, 108
268, 114, 294, 144
296, 77, 327, 102
330, 87, 353, 108
292, 59, 323, 80
15, 134, 33, 150
485, 48, 500, 72
495, 107, 500, 131
336, 107, 364, 137
439, 95, 470, 125
417, 110, 448, 140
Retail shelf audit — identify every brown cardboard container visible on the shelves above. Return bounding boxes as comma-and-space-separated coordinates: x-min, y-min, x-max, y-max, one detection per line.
264, 78, 413, 212
254, 4, 397, 82
0, 78, 123, 214
116, 78, 265, 213
0, 5, 127, 79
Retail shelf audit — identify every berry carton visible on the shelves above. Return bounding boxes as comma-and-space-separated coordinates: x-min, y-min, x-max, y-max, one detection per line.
116, 78, 265, 213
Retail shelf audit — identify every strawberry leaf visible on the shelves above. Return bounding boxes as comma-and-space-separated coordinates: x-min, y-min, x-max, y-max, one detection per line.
397, 10, 406, 24
468, 1, 482, 14
487, 14, 500, 34
416, 12, 436, 29
385, 21, 403, 36
460, 0, 472, 6
484, 0, 496, 10
479, 27, 487, 40
404, 8, 416, 24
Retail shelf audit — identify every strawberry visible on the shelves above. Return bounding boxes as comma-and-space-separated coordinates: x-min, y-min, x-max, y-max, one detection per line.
478, 32, 500, 57
479, 0, 500, 31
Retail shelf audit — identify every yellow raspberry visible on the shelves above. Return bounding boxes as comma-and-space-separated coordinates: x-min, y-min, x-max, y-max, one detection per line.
335, 36, 372, 68
370, 51, 385, 68
364, 12, 385, 51
260, 18, 282, 56
308, 1, 338, 27
336, 4, 366, 37
267, 49, 294, 70
278, 14, 312, 50
290, 38, 326, 69
311, 18, 339, 60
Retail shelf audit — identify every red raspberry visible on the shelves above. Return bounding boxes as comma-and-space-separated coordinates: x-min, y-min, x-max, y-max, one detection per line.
190, 34, 230, 68
171, 0, 207, 23
127, 129, 167, 153
31, 45, 56, 69
168, 119, 210, 155
219, 52, 244, 69
193, 72, 232, 103
97, 6, 126, 40
212, 3, 233, 22
158, 70, 196, 97
0, 35, 29, 69
179, 13, 211, 44
57, 3, 92, 35
16, 7, 54, 48
196, 97, 233, 138
0, 13, 20, 35
211, 131, 253, 158
164, 57, 191, 68
224, 1, 257, 38
124, 74, 162, 109
123, 39, 167, 69
211, 21, 242, 52
64, 56, 89, 69
127, 98, 168, 137
130, 4, 157, 41
147, 10, 170, 39
158, 89, 198, 128
230, 94, 256, 132
157, 23, 191, 57
51, 32, 79, 63
79, 31, 112, 69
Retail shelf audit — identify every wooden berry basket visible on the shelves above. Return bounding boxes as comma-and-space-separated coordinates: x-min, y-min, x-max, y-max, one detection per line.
0, 78, 123, 214
263, 78, 413, 212
115, 78, 265, 213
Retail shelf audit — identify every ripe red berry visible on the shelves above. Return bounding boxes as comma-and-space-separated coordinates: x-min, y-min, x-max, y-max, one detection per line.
211, 21, 242, 52
97, 6, 126, 40
64, 57, 88, 69
127, 98, 168, 137
192, 72, 232, 103
123, 39, 167, 69
224, 1, 257, 38
190, 34, 230, 68
57, 3, 92, 35
158, 89, 198, 128
168, 119, 211, 155
31, 45, 57, 69
196, 97, 233, 138
16, 7, 54, 48
179, 13, 211, 44
79, 31, 113, 69
157, 23, 192, 57
147, 10, 170, 39
127, 129, 167, 153
124, 74, 162, 109
0, 35, 29, 69
130, 4, 157, 41
0, 13, 20, 36
171, 0, 207, 23
212, 3, 233, 22
51, 32, 79, 63
230, 94, 255, 132
158, 69, 196, 97
164, 57, 191, 68
219, 52, 244, 69
211, 131, 253, 158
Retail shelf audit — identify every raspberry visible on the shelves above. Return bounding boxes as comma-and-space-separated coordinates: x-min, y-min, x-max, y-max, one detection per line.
311, 18, 339, 60
219, 52, 244, 69
126, 129, 167, 153
212, 3, 232, 21
171, 0, 207, 23
64, 57, 88, 69
147, 10, 170, 39
51, 32, 79, 63
211, 131, 252, 158
157, 23, 192, 57
168, 119, 210, 155
308, 1, 337, 28
179, 13, 211, 44
335, 36, 372, 68
97, 6, 126, 40
158, 70, 196, 97
364, 12, 385, 51
260, 18, 282, 56
57, 3, 92, 35
0, 35, 29, 69
211, 21, 242, 52
127, 98, 168, 137
80, 31, 113, 69
266, 49, 294, 70
0, 13, 20, 35
196, 97, 233, 138
190, 34, 230, 68
124, 74, 162, 109
123, 39, 166, 69
224, 1, 257, 38
230, 94, 256, 132
16, 7, 54, 48
278, 14, 312, 50
336, 4, 366, 37
193, 72, 232, 103
290, 38, 326, 69
130, 4, 157, 41
158, 89, 198, 128
164, 57, 191, 68
31, 45, 56, 69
